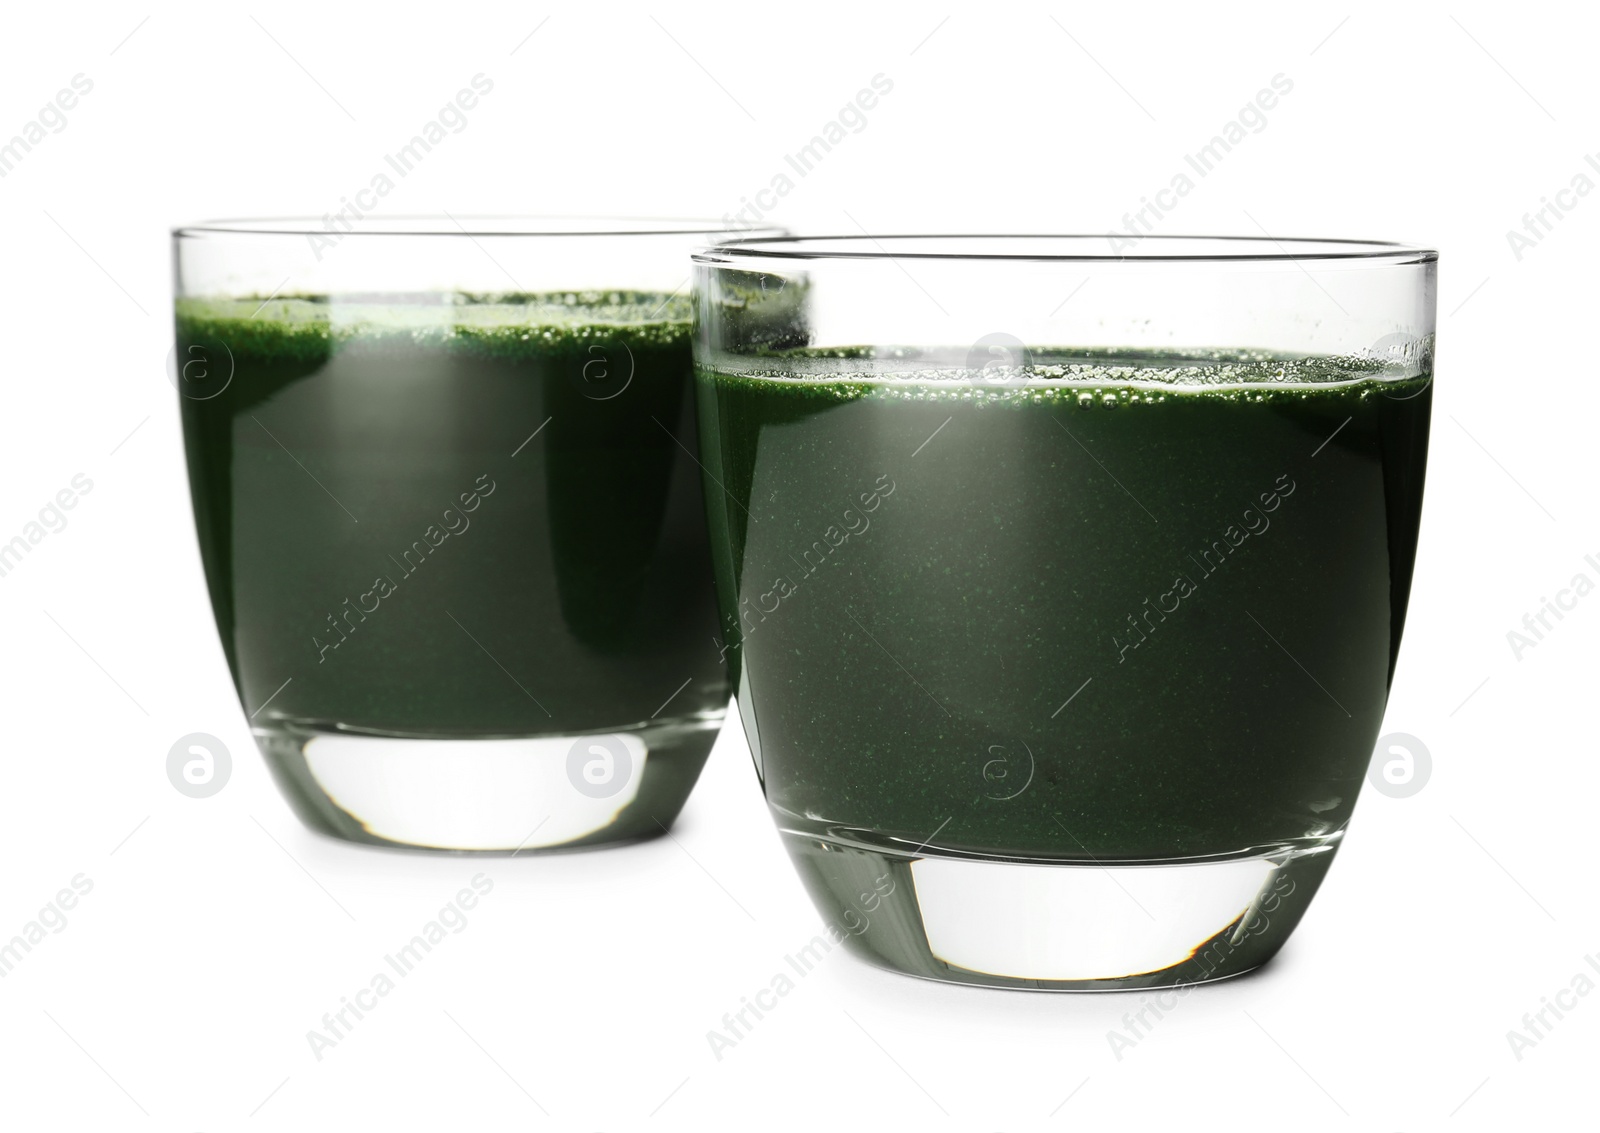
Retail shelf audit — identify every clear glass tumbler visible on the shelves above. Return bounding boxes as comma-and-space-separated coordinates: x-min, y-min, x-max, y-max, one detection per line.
173, 217, 780, 851
693, 235, 1435, 989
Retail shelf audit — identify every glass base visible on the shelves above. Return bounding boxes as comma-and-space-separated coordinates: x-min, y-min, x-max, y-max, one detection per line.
778, 818, 1337, 991
253, 712, 723, 852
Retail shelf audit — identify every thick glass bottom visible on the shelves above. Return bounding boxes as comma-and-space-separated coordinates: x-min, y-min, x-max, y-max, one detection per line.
254, 712, 723, 852
778, 814, 1337, 991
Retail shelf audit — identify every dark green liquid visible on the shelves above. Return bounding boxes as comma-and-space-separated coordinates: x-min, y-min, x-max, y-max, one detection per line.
696, 351, 1430, 861
178, 293, 728, 740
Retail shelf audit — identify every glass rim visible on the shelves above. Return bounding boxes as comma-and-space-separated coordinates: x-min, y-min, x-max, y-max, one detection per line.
174, 215, 779, 239
693, 233, 1438, 265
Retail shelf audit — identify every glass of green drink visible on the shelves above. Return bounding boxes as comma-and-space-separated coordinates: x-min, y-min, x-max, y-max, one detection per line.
693, 235, 1435, 989
173, 217, 781, 851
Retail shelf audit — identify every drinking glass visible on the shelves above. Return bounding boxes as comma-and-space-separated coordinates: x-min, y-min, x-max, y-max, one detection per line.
173, 217, 781, 851
693, 235, 1435, 989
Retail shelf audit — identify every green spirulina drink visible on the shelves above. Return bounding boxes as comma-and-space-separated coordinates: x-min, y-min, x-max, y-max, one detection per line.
177, 291, 728, 849
696, 349, 1429, 986
699, 353, 1429, 860
695, 234, 1436, 990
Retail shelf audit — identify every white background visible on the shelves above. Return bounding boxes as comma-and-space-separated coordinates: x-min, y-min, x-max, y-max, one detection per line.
0, 1, 1594, 1130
